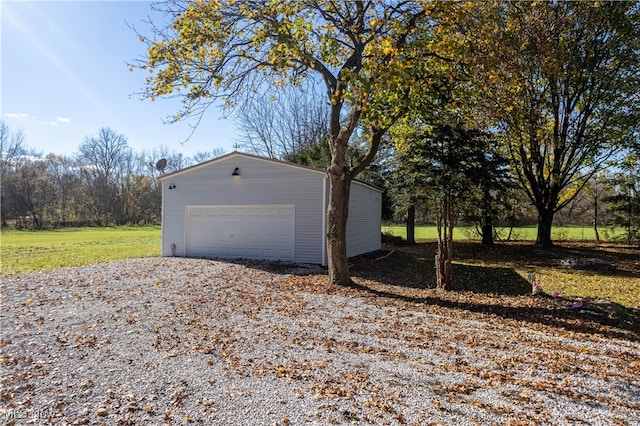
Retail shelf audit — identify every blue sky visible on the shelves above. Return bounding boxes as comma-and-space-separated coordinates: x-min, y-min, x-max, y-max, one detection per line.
1, 0, 237, 157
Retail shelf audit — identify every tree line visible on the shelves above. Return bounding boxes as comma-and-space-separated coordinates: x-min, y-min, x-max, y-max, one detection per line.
235, 87, 640, 242
0, 121, 222, 229
4, 111, 637, 245
4, 1, 639, 290
132, 0, 639, 286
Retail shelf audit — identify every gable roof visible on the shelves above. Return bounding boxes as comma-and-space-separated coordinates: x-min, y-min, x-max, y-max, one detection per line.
159, 151, 326, 180
159, 151, 383, 192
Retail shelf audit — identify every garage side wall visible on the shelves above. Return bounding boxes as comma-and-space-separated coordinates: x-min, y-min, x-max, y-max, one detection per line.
346, 182, 383, 257
161, 155, 326, 264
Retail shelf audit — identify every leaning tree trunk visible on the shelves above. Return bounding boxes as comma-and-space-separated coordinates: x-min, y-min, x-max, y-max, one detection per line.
536, 208, 555, 247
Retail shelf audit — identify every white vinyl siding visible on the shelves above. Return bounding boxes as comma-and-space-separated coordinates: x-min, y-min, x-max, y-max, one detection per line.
161, 154, 325, 264
346, 181, 382, 257
161, 152, 382, 265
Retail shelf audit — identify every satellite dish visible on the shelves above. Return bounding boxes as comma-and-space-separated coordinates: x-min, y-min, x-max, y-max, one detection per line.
155, 158, 167, 172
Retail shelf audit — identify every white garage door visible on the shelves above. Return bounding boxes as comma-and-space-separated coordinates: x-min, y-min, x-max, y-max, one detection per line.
185, 205, 295, 261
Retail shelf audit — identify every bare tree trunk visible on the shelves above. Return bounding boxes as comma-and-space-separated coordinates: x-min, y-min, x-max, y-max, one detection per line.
325, 118, 354, 286
326, 164, 352, 285
435, 194, 454, 290
536, 208, 555, 247
481, 214, 494, 246
406, 204, 416, 245
593, 189, 600, 242
325, 120, 384, 285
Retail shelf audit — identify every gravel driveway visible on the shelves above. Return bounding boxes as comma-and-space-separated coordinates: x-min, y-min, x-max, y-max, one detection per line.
1, 257, 639, 425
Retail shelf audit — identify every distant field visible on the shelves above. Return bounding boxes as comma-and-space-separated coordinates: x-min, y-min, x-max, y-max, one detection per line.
2, 224, 637, 307
381, 224, 622, 242
1, 226, 161, 275
0, 224, 626, 275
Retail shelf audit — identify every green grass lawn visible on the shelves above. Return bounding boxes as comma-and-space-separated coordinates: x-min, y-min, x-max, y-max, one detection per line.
382, 224, 622, 242
2, 224, 637, 308
0, 226, 161, 275
382, 225, 639, 308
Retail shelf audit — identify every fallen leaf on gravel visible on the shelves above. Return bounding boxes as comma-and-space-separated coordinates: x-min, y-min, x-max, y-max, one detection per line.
1, 257, 638, 426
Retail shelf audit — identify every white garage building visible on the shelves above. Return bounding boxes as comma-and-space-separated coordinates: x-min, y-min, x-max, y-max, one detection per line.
159, 152, 382, 265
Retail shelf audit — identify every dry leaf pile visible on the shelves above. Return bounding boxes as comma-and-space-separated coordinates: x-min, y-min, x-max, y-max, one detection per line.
1, 257, 639, 425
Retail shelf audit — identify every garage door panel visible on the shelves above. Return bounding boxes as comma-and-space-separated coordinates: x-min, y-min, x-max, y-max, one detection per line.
186, 205, 295, 261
